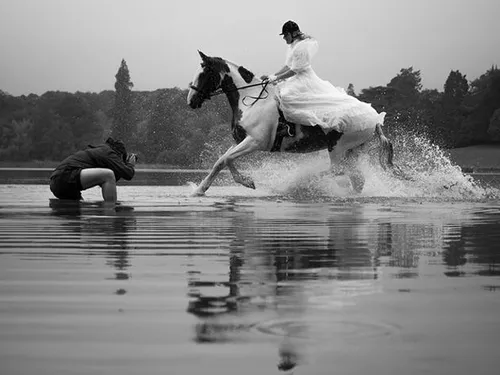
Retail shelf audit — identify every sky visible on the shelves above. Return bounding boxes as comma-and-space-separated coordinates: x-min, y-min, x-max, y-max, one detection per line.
1, 0, 499, 96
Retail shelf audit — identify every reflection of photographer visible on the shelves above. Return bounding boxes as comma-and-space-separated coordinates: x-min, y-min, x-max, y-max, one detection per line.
49, 137, 136, 205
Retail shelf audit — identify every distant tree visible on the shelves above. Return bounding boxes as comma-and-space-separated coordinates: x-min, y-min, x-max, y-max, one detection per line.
443, 70, 469, 105
387, 67, 422, 106
146, 89, 186, 164
416, 88, 443, 142
0, 118, 33, 161
461, 66, 500, 145
434, 70, 470, 147
347, 83, 356, 97
487, 108, 500, 141
112, 59, 134, 144
469, 65, 499, 95
358, 85, 397, 113
56, 93, 102, 147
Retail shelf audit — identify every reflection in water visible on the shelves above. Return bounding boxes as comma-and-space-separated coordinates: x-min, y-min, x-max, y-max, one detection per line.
2, 186, 500, 375
186, 205, 382, 370
182, 202, 500, 372
49, 199, 137, 294
443, 220, 500, 277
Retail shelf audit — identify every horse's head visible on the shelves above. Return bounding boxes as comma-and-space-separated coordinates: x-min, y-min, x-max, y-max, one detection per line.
188, 51, 230, 109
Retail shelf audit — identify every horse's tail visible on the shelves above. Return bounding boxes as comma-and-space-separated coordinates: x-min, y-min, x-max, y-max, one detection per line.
375, 123, 394, 169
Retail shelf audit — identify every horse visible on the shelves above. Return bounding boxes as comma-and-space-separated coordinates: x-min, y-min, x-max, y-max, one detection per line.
187, 50, 394, 196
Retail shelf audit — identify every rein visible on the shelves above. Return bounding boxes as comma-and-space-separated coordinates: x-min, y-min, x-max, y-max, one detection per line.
190, 81, 271, 106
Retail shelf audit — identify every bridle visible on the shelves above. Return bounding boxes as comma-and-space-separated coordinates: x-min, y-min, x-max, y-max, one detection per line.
189, 79, 271, 106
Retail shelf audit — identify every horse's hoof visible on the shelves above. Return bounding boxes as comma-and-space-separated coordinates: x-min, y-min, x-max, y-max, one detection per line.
349, 174, 365, 193
240, 179, 255, 189
188, 182, 206, 197
190, 190, 206, 197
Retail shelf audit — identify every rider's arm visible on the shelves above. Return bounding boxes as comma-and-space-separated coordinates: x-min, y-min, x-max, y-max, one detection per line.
274, 65, 290, 76
276, 68, 296, 81
262, 65, 290, 81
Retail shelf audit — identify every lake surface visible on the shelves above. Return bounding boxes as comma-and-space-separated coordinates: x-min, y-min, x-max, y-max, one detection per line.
1, 167, 500, 375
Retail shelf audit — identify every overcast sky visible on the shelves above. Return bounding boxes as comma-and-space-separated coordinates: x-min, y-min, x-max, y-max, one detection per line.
1, 0, 499, 96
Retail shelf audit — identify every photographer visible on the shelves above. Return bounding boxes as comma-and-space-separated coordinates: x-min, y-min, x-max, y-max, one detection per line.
49, 137, 137, 205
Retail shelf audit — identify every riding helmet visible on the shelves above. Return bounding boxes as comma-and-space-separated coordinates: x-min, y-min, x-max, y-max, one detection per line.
279, 20, 300, 35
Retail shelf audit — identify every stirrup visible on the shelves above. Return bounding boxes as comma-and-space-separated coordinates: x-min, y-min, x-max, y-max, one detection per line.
277, 109, 296, 137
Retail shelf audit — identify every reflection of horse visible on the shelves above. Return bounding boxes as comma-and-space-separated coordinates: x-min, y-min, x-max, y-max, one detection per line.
187, 51, 395, 196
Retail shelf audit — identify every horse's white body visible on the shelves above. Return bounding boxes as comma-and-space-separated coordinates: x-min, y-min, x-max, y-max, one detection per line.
187, 52, 393, 196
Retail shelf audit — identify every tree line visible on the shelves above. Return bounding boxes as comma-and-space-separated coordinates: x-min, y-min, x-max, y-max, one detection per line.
1, 59, 499, 168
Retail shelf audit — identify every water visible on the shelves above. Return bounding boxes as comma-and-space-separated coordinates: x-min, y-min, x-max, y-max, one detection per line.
1, 146, 500, 374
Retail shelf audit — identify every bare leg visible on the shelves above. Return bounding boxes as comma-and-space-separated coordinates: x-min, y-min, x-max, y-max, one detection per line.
80, 168, 117, 203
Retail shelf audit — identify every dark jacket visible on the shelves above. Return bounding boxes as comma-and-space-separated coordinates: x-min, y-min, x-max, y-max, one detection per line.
50, 144, 135, 181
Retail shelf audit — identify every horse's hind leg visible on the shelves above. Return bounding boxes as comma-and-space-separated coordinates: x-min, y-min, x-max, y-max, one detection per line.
374, 123, 394, 169
327, 149, 364, 193
344, 147, 365, 193
329, 128, 373, 193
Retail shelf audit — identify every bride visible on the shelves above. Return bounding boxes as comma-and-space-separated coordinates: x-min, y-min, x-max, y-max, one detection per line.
262, 20, 385, 135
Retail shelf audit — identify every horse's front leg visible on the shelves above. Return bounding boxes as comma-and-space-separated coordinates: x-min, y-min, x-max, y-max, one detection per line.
192, 137, 260, 196
191, 154, 227, 196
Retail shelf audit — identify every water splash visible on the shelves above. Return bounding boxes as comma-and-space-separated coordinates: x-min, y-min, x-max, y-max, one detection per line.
233, 134, 500, 201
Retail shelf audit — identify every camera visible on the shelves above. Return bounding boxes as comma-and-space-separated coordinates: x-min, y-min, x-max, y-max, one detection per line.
127, 153, 138, 163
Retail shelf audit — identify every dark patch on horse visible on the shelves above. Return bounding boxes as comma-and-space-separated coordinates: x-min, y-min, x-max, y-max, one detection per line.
221, 75, 239, 116
196, 56, 231, 99
238, 66, 254, 84
271, 110, 342, 153
278, 108, 296, 136
220, 75, 245, 143
232, 124, 247, 144
204, 56, 230, 74
281, 126, 343, 153
271, 109, 297, 151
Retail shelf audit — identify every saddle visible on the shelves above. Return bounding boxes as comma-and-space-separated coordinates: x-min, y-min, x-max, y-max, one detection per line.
271, 109, 340, 152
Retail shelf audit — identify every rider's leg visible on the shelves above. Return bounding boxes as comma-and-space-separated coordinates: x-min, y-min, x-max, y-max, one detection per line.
80, 168, 117, 203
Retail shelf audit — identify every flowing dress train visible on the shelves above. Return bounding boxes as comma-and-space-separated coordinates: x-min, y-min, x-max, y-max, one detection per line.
277, 38, 385, 133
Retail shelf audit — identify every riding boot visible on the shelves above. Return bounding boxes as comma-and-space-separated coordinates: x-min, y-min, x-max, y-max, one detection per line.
326, 131, 335, 152
326, 130, 341, 152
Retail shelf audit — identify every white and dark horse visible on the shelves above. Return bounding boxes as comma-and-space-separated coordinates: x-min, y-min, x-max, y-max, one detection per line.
187, 51, 394, 196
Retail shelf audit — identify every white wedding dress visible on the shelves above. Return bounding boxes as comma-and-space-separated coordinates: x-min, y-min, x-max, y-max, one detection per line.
277, 37, 385, 133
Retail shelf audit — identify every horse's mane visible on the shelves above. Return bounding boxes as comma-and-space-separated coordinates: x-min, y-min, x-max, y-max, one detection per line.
224, 59, 243, 70
223, 58, 260, 84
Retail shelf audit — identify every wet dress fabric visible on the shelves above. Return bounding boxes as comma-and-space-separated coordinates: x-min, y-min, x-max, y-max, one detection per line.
277, 37, 385, 133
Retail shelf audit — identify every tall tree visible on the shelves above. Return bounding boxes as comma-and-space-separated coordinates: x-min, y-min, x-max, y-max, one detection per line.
461, 66, 500, 144
435, 70, 469, 146
487, 108, 500, 141
112, 59, 134, 144
387, 67, 422, 105
346, 83, 356, 97
444, 70, 469, 103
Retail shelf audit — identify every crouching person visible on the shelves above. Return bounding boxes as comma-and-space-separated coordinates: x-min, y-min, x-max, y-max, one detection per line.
49, 137, 137, 206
